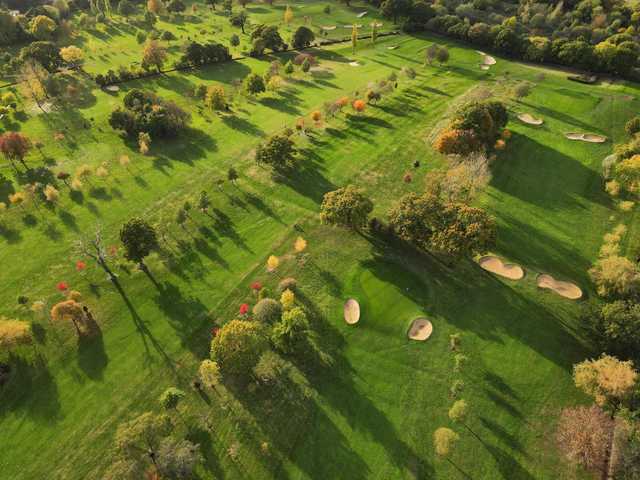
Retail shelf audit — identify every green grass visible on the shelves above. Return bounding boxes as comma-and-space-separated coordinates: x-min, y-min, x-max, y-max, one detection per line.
1, 10, 640, 478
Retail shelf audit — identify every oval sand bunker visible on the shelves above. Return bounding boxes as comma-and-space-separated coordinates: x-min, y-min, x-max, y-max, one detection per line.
518, 113, 543, 125
537, 274, 582, 300
344, 299, 360, 325
478, 255, 524, 280
408, 318, 433, 341
565, 132, 607, 143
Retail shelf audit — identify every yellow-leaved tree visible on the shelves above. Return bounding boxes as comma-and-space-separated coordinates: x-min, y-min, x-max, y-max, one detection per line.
294, 236, 307, 253
573, 354, 638, 410
266, 255, 279, 272
284, 5, 293, 24
280, 288, 295, 310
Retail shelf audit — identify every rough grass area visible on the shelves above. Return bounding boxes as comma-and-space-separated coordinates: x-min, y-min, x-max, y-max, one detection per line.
1, 13, 639, 479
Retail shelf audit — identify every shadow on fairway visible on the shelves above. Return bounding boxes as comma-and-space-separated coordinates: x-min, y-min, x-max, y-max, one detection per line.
0, 353, 61, 424
77, 317, 108, 381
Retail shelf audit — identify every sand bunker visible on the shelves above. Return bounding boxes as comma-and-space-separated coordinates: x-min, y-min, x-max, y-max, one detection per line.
106, 85, 120, 92
565, 132, 607, 143
476, 51, 496, 67
478, 255, 525, 280
344, 299, 360, 325
408, 318, 433, 341
537, 274, 582, 300
518, 113, 543, 125
387, 46, 399, 50
349, 61, 361, 67
357, 11, 368, 17
321, 25, 337, 30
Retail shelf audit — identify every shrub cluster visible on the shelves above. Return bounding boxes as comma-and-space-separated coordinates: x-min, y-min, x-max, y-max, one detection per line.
108, 88, 191, 138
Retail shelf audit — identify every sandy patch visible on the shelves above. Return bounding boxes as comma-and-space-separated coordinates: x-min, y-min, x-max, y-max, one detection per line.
565, 132, 607, 143
344, 299, 360, 325
408, 318, 433, 341
321, 25, 336, 30
518, 113, 543, 125
349, 61, 361, 67
478, 255, 524, 280
357, 11, 368, 17
387, 46, 398, 50
105, 85, 120, 92
483, 55, 497, 65
479, 65, 490, 71
536, 274, 582, 300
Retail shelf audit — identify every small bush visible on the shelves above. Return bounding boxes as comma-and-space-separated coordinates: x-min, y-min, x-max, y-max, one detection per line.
252, 298, 282, 324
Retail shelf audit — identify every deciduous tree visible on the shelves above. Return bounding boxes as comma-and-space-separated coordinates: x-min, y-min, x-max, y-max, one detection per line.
210, 319, 267, 377
0, 132, 31, 170
120, 217, 159, 272
255, 132, 296, 170
320, 185, 373, 229
292, 26, 314, 50
574, 354, 638, 410
50, 299, 84, 334
142, 40, 167, 72
272, 306, 309, 353
556, 405, 613, 474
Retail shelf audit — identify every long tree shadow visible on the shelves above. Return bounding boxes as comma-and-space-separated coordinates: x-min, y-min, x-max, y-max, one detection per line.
241, 190, 284, 224
111, 278, 179, 375
211, 208, 253, 253
153, 281, 211, 358
0, 352, 61, 424
479, 416, 526, 454
485, 443, 536, 480
275, 161, 336, 205
228, 363, 373, 480
489, 133, 610, 210
185, 426, 224, 480
490, 211, 595, 288
221, 114, 265, 137
76, 318, 108, 381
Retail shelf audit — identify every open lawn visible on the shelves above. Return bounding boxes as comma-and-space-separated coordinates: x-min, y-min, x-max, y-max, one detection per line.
1, 8, 639, 478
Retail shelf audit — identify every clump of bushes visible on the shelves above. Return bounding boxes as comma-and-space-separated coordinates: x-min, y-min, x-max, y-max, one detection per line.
108, 88, 191, 138
177, 41, 231, 67
434, 100, 508, 155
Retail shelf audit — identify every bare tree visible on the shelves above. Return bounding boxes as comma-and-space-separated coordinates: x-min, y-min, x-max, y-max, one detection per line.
556, 405, 613, 474
75, 225, 118, 282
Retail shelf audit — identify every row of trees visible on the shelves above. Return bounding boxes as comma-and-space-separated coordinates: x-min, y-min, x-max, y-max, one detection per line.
318, 180, 496, 259
379, 0, 640, 78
